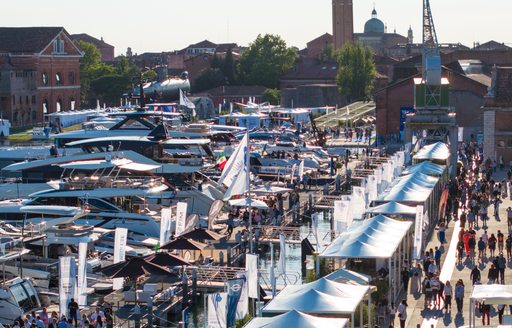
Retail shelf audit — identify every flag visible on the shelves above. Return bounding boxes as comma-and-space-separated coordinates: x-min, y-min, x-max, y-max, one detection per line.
59, 256, 76, 317
113, 227, 127, 290
235, 272, 249, 320
413, 206, 424, 259
245, 254, 259, 299
290, 164, 297, 183
226, 277, 245, 327
277, 234, 286, 275
76, 242, 87, 307
218, 133, 249, 188
160, 207, 172, 246
180, 89, 196, 110
298, 160, 305, 182
208, 292, 227, 328
216, 151, 227, 170
175, 202, 188, 237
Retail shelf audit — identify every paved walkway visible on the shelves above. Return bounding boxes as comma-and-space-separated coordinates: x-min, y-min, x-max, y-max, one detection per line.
402, 169, 512, 328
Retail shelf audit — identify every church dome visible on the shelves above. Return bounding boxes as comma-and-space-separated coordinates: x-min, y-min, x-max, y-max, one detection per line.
364, 9, 385, 34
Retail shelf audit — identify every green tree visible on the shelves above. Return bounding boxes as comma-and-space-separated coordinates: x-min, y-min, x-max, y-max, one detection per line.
222, 48, 237, 85
335, 43, 376, 102
193, 68, 225, 93
262, 88, 280, 105
320, 43, 335, 62
141, 69, 158, 81
238, 34, 297, 88
77, 41, 101, 105
90, 74, 131, 106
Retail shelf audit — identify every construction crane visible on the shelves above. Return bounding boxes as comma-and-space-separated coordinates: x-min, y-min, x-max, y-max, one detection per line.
422, 0, 442, 108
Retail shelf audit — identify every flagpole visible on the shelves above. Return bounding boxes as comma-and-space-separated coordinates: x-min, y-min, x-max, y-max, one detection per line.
246, 128, 253, 254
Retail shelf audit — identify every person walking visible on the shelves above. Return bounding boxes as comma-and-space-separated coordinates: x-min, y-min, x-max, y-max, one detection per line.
478, 237, 486, 261
489, 233, 497, 257
470, 266, 481, 285
488, 263, 499, 284
388, 302, 397, 327
411, 264, 423, 294
444, 280, 453, 312
480, 302, 491, 326
401, 267, 410, 293
455, 280, 465, 313
498, 230, 505, 254
497, 253, 506, 284
397, 300, 407, 328
506, 235, 512, 260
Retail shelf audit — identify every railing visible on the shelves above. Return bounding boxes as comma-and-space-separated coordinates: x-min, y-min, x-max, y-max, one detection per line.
60, 176, 165, 190
184, 266, 246, 288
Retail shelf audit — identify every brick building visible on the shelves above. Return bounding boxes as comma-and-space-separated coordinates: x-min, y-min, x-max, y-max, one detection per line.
374, 67, 489, 144
483, 66, 512, 163
0, 27, 82, 127
71, 33, 114, 62
184, 51, 240, 87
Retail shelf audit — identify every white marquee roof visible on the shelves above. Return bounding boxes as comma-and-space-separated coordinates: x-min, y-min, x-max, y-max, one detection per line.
366, 201, 417, 216
244, 310, 349, 328
402, 161, 446, 176
470, 284, 512, 304
413, 142, 450, 161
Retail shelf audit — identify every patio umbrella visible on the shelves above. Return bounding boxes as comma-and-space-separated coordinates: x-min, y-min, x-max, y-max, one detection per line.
145, 252, 190, 267
229, 197, 269, 210
101, 256, 174, 278
180, 228, 224, 241
160, 237, 207, 251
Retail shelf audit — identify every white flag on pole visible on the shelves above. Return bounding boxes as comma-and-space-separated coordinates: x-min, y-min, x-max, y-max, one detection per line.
290, 164, 297, 183
76, 242, 88, 307
208, 292, 227, 328
298, 160, 305, 182
245, 254, 259, 299
277, 234, 286, 275
113, 227, 127, 290
160, 207, 172, 246
333, 200, 350, 232
218, 133, 248, 188
175, 202, 188, 237
413, 205, 424, 259
59, 256, 76, 317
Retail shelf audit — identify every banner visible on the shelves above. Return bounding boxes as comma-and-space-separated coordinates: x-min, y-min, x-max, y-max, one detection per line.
235, 272, 249, 320
208, 292, 227, 328
76, 242, 87, 307
352, 186, 367, 220
59, 256, 76, 317
113, 227, 128, 290
311, 212, 320, 248
405, 143, 412, 165
218, 133, 249, 188
245, 254, 259, 299
160, 207, 172, 246
226, 278, 245, 326
298, 160, 305, 182
367, 175, 378, 203
277, 234, 286, 275
413, 205, 424, 259
290, 164, 297, 183
182, 307, 190, 328
175, 202, 188, 237
333, 200, 350, 232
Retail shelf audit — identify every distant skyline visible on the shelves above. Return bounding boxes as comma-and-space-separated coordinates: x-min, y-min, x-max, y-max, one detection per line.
4, 0, 511, 56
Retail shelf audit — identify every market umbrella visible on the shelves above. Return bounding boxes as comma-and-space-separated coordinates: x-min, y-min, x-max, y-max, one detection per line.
228, 197, 269, 210
160, 237, 207, 251
145, 252, 190, 267
101, 256, 174, 278
180, 228, 224, 241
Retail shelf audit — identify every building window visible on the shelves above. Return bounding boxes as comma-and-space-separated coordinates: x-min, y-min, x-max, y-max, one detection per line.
55, 72, 62, 85
13, 111, 18, 123
32, 95, 36, 104
53, 36, 65, 54
43, 99, 48, 114
12, 95, 15, 105
42, 72, 48, 85
68, 71, 75, 85
56, 99, 62, 112
32, 111, 37, 121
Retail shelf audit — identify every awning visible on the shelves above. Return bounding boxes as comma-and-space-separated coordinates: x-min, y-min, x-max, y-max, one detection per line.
470, 285, 512, 304
320, 215, 412, 259
228, 198, 269, 210
402, 161, 446, 176
252, 185, 292, 195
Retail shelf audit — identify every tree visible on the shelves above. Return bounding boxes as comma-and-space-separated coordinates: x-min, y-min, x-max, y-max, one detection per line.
193, 68, 225, 93
335, 43, 376, 102
77, 41, 101, 105
222, 48, 237, 85
141, 69, 158, 82
262, 88, 280, 105
238, 34, 297, 88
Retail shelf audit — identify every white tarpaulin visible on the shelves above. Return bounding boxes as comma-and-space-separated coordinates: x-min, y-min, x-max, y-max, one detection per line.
208, 292, 227, 328
413, 142, 450, 162
160, 207, 172, 246
367, 175, 378, 203
413, 205, 424, 259
245, 254, 259, 299
470, 285, 512, 304
113, 227, 127, 290
402, 161, 446, 177
175, 202, 188, 236
76, 242, 88, 307
333, 200, 350, 233
59, 256, 76, 316
229, 198, 269, 210
245, 310, 349, 328
320, 215, 412, 259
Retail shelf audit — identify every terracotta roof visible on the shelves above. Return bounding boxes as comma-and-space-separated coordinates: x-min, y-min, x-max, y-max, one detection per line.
188, 40, 217, 49
0, 27, 64, 54
71, 33, 113, 48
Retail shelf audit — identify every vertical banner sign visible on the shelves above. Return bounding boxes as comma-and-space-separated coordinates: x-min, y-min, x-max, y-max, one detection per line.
367, 175, 378, 203
333, 200, 350, 232
113, 227, 128, 290
311, 212, 320, 249
352, 186, 367, 219
298, 160, 305, 182
235, 272, 249, 320
277, 234, 286, 275
76, 242, 88, 307
175, 202, 188, 237
59, 256, 76, 317
458, 127, 464, 142
290, 164, 297, 183
245, 254, 259, 299
413, 205, 424, 259
226, 278, 245, 327
405, 143, 412, 164
160, 207, 172, 246
208, 292, 227, 328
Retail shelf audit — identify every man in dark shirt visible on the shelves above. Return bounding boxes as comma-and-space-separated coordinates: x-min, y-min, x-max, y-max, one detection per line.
68, 298, 79, 326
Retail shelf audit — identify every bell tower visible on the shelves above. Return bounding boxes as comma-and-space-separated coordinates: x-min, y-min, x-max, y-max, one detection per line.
332, 0, 354, 49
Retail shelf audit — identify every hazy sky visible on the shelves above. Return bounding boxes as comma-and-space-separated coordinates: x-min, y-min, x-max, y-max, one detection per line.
5, 0, 510, 55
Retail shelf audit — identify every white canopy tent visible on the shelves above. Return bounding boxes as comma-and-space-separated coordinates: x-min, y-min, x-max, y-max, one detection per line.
252, 185, 292, 195
326, 268, 371, 285
319, 215, 413, 304
402, 161, 446, 176
366, 201, 417, 217
228, 198, 269, 210
413, 142, 450, 164
245, 310, 349, 328
469, 285, 512, 327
